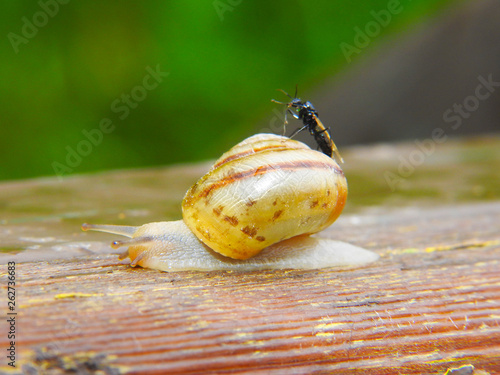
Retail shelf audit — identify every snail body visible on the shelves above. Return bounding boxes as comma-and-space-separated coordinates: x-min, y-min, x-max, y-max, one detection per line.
82, 134, 378, 272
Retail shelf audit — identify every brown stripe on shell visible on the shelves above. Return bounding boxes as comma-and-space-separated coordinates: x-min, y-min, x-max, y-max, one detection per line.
212, 143, 307, 170
198, 159, 344, 199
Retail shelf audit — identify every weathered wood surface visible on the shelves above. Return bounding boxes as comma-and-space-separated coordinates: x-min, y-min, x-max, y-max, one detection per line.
1, 135, 499, 374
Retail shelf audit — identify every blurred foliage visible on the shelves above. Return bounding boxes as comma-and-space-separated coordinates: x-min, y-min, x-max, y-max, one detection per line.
0, 0, 459, 181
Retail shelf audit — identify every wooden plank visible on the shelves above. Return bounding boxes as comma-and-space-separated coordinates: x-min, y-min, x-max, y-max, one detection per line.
4, 206, 499, 374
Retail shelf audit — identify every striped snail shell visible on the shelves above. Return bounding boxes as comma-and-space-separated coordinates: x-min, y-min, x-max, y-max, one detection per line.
82, 134, 378, 272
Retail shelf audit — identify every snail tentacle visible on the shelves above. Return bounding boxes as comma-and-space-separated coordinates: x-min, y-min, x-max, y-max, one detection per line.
81, 223, 138, 237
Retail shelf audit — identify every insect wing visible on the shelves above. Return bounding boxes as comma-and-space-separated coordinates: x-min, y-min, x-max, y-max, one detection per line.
312, 113, 343, 163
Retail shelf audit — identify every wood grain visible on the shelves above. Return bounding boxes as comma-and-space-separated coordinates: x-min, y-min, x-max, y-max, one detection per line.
2, 202, 498, 374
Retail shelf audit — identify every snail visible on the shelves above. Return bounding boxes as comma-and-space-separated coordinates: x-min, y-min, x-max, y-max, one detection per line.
82, 133, 378, 272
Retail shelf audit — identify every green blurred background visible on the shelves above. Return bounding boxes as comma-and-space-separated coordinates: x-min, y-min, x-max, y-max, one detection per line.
2, 0, 493, 181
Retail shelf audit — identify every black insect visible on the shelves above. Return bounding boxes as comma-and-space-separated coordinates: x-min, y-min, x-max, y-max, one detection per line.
272, 87, 343, 163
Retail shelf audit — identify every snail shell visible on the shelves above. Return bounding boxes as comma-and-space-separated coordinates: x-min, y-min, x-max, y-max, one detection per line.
82, 134, 378, 272
183, 133, 347, 259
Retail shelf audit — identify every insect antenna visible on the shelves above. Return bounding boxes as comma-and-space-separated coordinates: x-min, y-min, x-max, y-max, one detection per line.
270, 98, 286, 105
277, 88, 293, 99
271, 87, 301, 136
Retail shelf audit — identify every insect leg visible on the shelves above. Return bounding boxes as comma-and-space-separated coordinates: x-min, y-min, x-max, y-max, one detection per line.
289, 124, 308, 139
287, 107, 299, 119
316, 126, 330, 134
